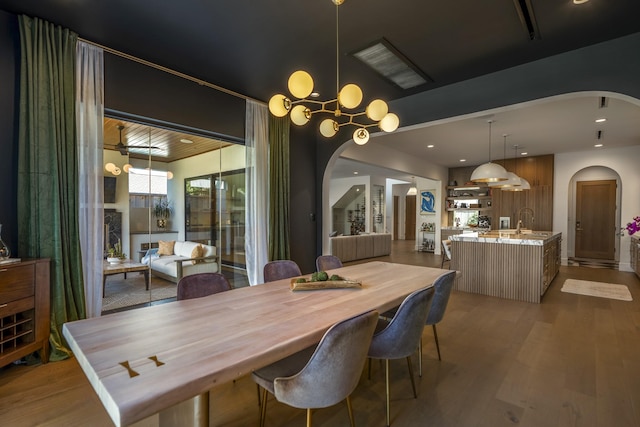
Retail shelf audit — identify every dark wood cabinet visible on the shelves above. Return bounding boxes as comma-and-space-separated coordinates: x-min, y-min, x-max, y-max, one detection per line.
489, 154, 554, 230
0, 258, 50, 367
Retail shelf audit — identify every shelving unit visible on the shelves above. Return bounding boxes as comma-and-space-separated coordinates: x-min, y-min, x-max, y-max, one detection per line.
419, 222, 436, 252
445, 185, 492, 212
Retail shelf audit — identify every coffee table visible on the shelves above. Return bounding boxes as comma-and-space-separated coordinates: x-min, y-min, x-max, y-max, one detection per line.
102, 260, 150, 297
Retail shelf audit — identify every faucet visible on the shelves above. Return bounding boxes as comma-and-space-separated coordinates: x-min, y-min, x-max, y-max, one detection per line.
516, 207, 535, 234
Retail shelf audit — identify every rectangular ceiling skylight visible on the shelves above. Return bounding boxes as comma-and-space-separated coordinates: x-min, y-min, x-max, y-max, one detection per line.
352, 39, 431, 90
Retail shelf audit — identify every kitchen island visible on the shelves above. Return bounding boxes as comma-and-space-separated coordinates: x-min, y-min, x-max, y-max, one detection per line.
450, 230, 561, 303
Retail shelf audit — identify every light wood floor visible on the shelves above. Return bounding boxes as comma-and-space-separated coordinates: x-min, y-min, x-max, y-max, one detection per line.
1, 240, 639, 426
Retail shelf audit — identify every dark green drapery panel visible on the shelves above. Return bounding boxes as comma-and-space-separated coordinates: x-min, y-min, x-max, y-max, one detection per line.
18, 15, 85, 361
268, 115, 290, 260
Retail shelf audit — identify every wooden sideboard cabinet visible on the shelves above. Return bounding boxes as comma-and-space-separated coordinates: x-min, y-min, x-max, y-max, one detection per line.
0, 258, 50, 367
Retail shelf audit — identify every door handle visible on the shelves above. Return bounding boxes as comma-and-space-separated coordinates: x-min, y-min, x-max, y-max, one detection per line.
576, 220, 583, 232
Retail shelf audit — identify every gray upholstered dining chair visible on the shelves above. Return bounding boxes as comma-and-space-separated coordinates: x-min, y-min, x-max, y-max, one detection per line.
419, 270, 456, 375
367, 286, 435, 427
315, 255, 343, 271
252, 310, 378, 427
441, 239, 452, 269
263, 260, 302, 282
176, 272, 232, 300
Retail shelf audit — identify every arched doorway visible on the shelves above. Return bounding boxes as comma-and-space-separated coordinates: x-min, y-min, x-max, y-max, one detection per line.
567, 166, 621, 267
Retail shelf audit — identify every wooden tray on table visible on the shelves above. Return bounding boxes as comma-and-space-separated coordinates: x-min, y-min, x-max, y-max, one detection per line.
290, 277, 362, 291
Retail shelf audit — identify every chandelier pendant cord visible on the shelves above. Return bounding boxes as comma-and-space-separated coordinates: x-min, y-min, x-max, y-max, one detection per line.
336, 1, 340, 106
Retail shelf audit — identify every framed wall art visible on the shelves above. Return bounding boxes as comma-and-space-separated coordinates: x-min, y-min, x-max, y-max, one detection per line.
420, 189, 436, 215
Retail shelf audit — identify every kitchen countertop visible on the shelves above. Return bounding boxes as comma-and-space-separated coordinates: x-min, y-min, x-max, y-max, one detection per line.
449, 230, 561, 246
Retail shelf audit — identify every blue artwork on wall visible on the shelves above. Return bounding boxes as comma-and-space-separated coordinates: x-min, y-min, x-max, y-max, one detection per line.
420, 190, 436, 214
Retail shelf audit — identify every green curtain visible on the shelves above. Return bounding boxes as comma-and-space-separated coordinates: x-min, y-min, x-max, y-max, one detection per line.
17, 15, 86, 361
268, 115, 291, 260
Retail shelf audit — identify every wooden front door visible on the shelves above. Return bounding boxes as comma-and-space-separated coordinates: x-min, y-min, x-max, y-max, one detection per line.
405, 195, 416, 240
575, 180, 616, 260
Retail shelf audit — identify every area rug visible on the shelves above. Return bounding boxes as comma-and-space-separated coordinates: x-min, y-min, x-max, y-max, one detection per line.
102, 275, 177, 312
561, 279, 633, 301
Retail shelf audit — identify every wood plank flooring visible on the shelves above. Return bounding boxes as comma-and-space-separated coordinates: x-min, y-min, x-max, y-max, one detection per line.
1, 241, 639, 426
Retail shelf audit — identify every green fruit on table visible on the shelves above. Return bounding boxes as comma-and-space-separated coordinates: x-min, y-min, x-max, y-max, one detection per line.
296, 278, 307, 283
329, 274, 342, 281
317, 271, 329, 281
311, 272, 319, 282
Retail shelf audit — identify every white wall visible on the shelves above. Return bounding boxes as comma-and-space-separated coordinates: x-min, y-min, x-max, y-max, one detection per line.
554, 145, 640, 270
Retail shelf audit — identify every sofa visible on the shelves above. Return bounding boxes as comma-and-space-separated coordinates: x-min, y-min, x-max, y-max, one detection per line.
330, 233, 391, 262
144, 240, 218, 283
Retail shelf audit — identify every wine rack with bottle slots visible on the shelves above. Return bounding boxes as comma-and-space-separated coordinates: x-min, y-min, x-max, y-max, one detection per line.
0, 259, 50, 367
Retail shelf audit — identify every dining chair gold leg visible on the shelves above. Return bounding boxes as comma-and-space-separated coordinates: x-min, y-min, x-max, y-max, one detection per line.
259, 387, 268, 427
406, 356, 417, 398
257, 384, 261, 406
306, 408, 312, 427
433, 324, 441, 361
346, 395, 355, 427
385, 359, 391, 427
419, 338, 423, 377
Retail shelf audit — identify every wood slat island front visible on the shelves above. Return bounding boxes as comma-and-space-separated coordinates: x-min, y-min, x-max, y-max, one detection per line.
450, 231, 561, 303
63, 261, 449, 426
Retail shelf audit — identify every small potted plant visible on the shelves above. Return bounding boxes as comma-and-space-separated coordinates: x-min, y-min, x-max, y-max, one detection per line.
106, 239, 126, 264
154, 199, 173, 228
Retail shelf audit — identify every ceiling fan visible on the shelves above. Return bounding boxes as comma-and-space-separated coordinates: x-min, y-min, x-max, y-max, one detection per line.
107, 124, 162, 155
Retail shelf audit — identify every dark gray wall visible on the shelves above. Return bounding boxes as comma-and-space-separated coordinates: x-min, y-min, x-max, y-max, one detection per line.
0, 10, 19, 252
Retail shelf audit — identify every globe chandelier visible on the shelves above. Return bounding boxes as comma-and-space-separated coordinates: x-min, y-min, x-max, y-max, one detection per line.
268, 0, 399, 145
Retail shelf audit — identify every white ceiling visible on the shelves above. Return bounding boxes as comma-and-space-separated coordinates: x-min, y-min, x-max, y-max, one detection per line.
331, 93, 640, 181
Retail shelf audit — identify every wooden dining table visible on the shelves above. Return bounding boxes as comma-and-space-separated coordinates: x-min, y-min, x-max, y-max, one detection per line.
63, 261, 450, 426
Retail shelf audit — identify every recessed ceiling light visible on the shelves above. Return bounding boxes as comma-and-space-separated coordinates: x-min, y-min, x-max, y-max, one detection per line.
573, 0, 589, 4
521, 152, 528, 155
311, 92, 320, 98
459, 159, 466, 162
427, 144, 434, 148
353, 171, 359, 175
594, 144, 603, 148
180, 138, 193, 144
595, 118, 607, 123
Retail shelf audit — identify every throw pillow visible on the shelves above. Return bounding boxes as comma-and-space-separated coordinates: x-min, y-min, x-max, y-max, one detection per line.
158, 240, 175, 256
191, 244, 204, 265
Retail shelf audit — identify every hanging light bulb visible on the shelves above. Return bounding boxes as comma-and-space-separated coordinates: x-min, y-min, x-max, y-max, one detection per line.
406, 177, 417, 195
290, 105, 311, 126
489, 135, 521, 189
503, 144, 531, 191
366, 99, 389, 121
353, 128, 369, 145
379, 113, 400, 133
471, 120, 509, 183
320, 119, 339, 137
105, 163, 116, 173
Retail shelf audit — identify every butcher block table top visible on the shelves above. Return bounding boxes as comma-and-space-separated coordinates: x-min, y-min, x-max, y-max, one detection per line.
63, 261, 449, 426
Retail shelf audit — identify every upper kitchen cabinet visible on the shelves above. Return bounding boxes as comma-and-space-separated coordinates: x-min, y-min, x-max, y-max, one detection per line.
515, 155, 554, 186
